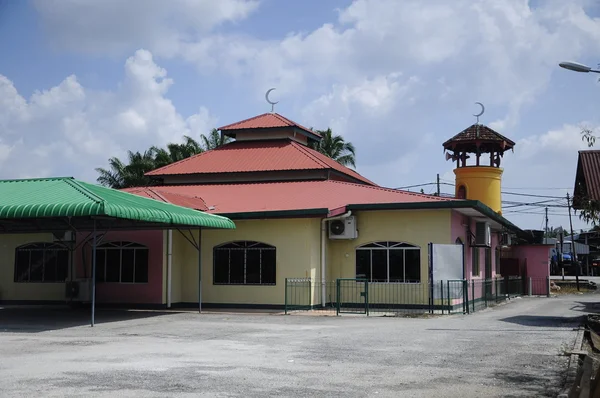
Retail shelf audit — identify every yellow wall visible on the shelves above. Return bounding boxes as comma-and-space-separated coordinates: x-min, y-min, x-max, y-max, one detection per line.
170, 218, 321, 306
327, 210, 451, 305
169, 210, 452, 307
454, 166, 503, 214
327, 210, 451, 280
0, 233, 67, 302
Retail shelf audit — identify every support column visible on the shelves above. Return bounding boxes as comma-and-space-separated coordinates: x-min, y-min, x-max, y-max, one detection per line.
198, 228, 202, 313
91, 220, 97, 327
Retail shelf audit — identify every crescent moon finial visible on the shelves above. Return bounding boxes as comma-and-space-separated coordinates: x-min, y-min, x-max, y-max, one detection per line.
473, 102, 484, 123
265, 88, 279, 113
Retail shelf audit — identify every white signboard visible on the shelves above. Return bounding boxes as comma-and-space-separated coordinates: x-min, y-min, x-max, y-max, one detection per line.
430, 243, 464, 299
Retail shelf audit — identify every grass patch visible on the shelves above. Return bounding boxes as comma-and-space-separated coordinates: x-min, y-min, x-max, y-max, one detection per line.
553, 285, 594, 295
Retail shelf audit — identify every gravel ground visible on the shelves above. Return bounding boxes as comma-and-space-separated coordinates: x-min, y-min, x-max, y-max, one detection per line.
0, 295, 597, 398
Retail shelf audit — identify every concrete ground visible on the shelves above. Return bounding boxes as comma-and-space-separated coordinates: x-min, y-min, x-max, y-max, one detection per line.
0, 295, 598, 398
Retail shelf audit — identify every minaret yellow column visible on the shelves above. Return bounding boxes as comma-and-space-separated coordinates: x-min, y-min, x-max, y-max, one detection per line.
454, 166, 503, 214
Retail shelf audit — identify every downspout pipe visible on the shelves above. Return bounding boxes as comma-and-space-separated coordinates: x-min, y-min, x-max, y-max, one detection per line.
167, 229, 173, 308
321, 211, 352, 307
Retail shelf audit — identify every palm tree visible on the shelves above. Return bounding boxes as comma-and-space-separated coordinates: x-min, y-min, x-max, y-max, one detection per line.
200, 128, 232, 151
311, 128, 356, 168
96, 129, 231, 188
96, 157, 128, 189
151, 135, 203, 168
95, 150, 156, 188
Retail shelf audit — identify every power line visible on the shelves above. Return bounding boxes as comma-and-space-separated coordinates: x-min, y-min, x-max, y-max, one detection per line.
503, 210, 572, 216
502, 201, 569, 209
438, 177, 570, 190
395, 183, 438, 190
398, 181, 568, 200
502, 191, 565, 199
501, 187, 572, 190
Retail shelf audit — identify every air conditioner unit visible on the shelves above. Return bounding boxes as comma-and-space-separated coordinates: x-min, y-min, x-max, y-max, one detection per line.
65, 278, 92, 302
474, 222, 491, 247
329, 216, 358, 240
53, 230, 75, 243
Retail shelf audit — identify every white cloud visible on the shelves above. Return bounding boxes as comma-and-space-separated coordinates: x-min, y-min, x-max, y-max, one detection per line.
34, 0, 260, 57
503, 123, 593, 193
28, 0, 600, 230
0, 50, 216, 181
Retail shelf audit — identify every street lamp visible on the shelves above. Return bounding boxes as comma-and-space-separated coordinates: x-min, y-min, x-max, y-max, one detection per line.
559, 61, 600, 74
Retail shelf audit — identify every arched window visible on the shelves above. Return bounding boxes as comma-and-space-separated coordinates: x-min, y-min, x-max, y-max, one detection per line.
356, 241, 420, 283
214, 241, 276, 285
457, 185, 467, 199
95, 241, 149, 284
14, 242, 69, 283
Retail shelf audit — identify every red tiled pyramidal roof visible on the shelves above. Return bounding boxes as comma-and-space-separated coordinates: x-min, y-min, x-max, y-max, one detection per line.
146, 139, 375, 185
124, 180, 455, 217
218, 112, 319, 138
443, 124, 515, 149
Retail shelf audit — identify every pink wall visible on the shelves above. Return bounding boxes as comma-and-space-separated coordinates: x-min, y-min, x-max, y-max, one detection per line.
508, 245, 552, 279
75, 230, 164, 304
451, 210, 501, 280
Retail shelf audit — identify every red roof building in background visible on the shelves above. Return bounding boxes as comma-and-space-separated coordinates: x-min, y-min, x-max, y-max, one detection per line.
132, 110, 467, 218
573, 150, 600, 209
128, 110, 519, 230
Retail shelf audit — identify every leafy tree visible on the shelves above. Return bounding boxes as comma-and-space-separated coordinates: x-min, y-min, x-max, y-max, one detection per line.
310, 128, 356, 168
200, 128, 232, 151
544, 226, 565, 238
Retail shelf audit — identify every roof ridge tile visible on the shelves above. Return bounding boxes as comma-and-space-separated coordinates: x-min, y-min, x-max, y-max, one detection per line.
65, 178, 106, 205
146, 145, 226, 176
326, 180, 454, 201
218, 113, 272, 130
290, 142, 376, 185
288, 141, 330, 169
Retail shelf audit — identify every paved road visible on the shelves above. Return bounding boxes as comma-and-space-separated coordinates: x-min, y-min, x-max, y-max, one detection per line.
0, 295, 597, 397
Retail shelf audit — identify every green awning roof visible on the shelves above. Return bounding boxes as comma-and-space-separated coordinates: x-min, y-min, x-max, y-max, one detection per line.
0, 177, 235, 230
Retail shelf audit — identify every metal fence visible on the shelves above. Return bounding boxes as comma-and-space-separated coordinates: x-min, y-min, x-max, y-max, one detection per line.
285, 276, 550, 316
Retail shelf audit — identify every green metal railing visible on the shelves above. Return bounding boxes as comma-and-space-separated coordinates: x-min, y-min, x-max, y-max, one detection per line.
285, 276, 531, 316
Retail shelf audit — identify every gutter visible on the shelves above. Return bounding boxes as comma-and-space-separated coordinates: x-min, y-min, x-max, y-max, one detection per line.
321, 210, 352, 307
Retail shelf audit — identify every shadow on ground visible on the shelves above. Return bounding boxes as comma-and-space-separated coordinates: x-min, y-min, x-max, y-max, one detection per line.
500, 315, 585, 328
494, 368, 566, 398
0, 306, 176, 333
570, 301, 600, 314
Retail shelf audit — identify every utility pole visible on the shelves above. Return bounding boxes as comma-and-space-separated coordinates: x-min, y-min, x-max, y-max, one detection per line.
436, 174, 440, 196
544, 207, 549, 244
567, 193, 579, 291
585, 232, 590, 276
559, 229, 564, 281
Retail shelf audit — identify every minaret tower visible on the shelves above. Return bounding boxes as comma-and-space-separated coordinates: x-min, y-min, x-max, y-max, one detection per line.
443, 104, 515, 215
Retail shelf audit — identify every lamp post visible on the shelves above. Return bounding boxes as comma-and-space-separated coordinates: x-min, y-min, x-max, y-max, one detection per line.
559, 61, 600, 74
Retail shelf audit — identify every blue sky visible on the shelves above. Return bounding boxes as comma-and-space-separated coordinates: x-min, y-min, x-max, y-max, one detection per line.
0, 0, 599, 231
